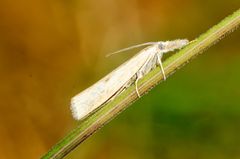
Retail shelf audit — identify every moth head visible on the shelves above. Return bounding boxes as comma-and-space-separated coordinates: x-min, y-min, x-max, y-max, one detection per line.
158, 39, 189, 53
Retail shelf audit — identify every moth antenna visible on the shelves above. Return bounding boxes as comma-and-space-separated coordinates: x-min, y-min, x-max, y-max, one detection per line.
106, 42, 157, 57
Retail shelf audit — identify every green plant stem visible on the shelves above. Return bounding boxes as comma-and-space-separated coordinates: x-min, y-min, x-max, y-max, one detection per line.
42, 8, 240, 159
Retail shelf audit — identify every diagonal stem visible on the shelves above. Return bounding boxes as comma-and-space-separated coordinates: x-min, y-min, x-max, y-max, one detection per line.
42, 8, 240, 159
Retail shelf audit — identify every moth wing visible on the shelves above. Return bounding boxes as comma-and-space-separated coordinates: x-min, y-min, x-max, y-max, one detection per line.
71, 45, 158, 120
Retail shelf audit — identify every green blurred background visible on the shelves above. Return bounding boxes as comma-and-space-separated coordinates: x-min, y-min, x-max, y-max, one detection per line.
0, 0, 240, 158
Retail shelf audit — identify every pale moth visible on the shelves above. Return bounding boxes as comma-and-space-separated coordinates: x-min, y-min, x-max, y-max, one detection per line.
71, 39, 189, 120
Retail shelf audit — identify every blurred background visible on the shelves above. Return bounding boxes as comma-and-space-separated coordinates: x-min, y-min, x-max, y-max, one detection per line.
0, 0, 239, 158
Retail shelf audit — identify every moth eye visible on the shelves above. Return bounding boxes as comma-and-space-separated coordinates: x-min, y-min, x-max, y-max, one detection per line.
158, 43, 164, 50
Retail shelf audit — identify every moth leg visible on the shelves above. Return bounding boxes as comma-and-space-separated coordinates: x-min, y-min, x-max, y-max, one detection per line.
157, 54, 166, 80
135, 77, 140, 98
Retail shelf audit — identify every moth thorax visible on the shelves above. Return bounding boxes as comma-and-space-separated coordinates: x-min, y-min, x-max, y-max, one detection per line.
162, 39, 189, 53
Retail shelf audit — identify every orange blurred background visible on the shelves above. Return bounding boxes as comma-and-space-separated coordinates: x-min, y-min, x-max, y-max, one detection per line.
0, 0, 239, 158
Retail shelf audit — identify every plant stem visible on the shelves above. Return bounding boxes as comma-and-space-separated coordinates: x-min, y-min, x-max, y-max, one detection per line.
42, 8, 240, 159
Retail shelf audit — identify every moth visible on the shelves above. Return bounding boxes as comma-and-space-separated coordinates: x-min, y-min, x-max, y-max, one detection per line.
71, 39, 189, 120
